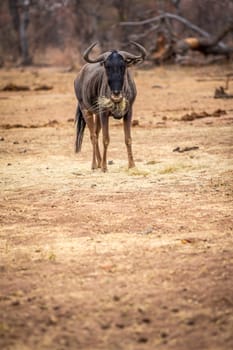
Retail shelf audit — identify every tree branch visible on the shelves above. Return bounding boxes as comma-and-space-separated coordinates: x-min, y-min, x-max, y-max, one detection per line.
120, 12, 227, 49
120, 12, 210, 37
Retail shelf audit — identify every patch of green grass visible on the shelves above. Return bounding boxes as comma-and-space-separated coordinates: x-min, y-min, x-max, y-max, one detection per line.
48, 252, 56, 261
158, 163, 193, 175
0, 322, 10, 334
127, 167, 150, 176
159, 166, 178, 174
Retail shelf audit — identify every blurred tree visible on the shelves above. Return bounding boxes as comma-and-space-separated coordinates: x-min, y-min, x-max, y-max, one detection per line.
8, 0, 32, 65
0, 0, 232, 66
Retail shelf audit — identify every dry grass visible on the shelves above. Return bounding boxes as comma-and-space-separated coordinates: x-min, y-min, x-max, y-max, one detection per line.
0, 64, 233, 350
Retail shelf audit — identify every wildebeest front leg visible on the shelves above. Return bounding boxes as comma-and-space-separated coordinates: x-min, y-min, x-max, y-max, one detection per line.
95, 115, 102, 168
84, 110, 99, 170
124, 110, 135, 169
100, 114, 110, 172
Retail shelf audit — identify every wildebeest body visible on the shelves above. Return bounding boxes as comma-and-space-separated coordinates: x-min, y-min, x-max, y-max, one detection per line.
74, 42, 147, 172
74, 62, 136, 118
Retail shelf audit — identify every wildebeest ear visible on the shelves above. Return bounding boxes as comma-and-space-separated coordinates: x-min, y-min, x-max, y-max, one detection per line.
121, 41, 147, 66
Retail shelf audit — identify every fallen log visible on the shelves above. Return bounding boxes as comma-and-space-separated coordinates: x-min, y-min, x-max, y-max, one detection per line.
175, 21, 233, 57
120, 13, 233, 63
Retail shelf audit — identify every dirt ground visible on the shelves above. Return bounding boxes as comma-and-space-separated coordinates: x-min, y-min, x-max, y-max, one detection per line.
0, 63, 233, 350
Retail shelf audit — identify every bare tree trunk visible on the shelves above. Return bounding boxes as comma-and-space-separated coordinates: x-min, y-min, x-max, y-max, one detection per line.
19, 4, 31, 65
8, 0, 32, 65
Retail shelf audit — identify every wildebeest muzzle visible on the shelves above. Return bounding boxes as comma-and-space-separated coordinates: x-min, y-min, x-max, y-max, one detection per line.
110, 92, 123, 103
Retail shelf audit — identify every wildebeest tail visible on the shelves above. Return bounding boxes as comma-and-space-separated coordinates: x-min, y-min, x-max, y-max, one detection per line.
75, 105, 86, 153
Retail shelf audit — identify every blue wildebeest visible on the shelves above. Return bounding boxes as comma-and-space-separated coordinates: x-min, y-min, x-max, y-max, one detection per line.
74, 42, 147, 172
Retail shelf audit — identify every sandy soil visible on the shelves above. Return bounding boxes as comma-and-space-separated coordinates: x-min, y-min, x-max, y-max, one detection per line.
0, 63, 233, 350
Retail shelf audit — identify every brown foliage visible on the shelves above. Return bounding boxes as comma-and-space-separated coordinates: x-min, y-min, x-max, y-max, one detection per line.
0, 0, 232, 66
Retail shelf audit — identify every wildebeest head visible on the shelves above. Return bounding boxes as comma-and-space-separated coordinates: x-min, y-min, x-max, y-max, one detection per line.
83, 41, 147, 103
104, 50, 125, 102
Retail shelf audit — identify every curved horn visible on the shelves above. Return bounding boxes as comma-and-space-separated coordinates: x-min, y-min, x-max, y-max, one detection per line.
119, 41, 147, 61
130, 41, 147, 59
83, 42, 106, 63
